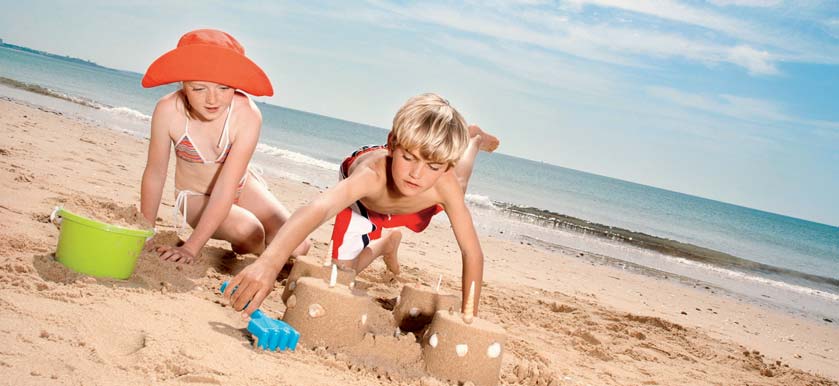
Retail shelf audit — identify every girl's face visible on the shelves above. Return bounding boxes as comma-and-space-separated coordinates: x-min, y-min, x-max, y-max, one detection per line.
389, 146, 447, 196
182, 81, 235, 121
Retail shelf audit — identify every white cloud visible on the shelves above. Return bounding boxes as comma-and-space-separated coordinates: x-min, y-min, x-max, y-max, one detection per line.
564, 0, 839, 65
567, 0, 755, 40
707, 0, 783, 7
646, 86, 791, 123
432, 34, 618, 98
727, 45, 778, 75
645, 86, 839, 147
363, 2, 794, 74
825, 18, 839, 39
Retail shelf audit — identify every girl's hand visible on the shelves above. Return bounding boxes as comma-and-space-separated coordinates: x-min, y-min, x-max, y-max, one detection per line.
157, 245, 198, 264
225, 258, 281, 317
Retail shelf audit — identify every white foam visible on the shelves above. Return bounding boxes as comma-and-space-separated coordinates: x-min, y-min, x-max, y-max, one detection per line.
102, 106, 151, 123
255, 143, 338, 171
45, 88, 105, 109
465, 194, 497, 209
657, 254, 839, 302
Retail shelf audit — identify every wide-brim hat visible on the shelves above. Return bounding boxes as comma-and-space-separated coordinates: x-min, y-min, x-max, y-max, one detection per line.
142, 29, 273, 96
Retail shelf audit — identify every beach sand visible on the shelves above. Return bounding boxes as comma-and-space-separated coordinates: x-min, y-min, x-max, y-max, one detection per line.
0, 96, 836, 385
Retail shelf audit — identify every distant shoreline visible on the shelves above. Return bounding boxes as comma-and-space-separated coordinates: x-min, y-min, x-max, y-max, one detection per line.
1, 41, 107, 69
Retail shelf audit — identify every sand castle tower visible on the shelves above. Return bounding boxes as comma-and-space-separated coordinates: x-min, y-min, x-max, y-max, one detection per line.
393, 276, 460, 333
281, 248, 355, 303
282, 266, 372, 349
421, 282, 506, 386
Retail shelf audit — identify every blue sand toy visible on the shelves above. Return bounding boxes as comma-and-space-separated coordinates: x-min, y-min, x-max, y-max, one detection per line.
220, 281, 300, 352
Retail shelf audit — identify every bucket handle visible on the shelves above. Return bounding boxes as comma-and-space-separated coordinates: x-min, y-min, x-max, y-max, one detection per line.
49, 206, 62, 229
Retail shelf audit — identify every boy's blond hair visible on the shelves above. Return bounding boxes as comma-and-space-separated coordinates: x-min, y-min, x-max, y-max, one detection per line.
389, 93, 469, 168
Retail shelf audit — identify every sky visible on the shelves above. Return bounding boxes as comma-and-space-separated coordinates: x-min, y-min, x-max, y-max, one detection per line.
1, 0, 838, 226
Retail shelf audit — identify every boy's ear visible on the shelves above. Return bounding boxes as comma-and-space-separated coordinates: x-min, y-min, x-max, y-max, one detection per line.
386, 132, 395, 155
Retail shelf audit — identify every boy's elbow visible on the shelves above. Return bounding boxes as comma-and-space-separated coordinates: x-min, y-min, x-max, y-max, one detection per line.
308, 197, 337, 222
463, 250, 484, 265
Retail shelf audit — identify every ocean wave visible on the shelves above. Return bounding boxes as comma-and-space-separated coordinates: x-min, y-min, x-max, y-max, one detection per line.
0, 76, 106, 109
519, 231, 839, 303
465, 194, 497, 209
102, 106, 151, 123
664, 254, 839, 302
255, 143, 339, 171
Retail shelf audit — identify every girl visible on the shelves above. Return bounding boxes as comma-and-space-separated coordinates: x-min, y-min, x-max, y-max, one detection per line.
140, 29, 308, 263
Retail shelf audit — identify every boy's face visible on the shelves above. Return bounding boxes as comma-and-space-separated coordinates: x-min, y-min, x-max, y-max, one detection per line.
390, 146, 447, 196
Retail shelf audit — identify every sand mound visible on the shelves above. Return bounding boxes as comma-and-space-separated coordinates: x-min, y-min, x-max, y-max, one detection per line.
56, 196, 152, 230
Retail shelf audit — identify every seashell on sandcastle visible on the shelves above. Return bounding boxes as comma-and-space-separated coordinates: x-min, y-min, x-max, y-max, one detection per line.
393, 276, 460, 333
281, 251, 355, 303
420, 282, 506, 386
281, 266, 372, 349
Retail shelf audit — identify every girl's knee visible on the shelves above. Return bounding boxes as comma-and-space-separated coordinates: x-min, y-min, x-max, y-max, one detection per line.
292, 239, 311, 257
261, 212, 289, 240
229, 221, 265, 254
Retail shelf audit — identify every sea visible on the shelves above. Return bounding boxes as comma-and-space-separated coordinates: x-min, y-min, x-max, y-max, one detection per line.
1, 44, 836, 321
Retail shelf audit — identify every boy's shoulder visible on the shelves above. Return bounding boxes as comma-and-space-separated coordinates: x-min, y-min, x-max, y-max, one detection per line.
348, 149, 389, 178
431, 169, 466, 205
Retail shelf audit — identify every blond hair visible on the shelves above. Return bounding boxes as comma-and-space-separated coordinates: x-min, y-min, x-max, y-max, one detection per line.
389, 93, 468, 167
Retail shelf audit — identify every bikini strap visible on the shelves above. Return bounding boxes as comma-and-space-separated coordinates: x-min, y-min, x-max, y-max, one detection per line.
217, 98, 235, 149
180, 94, 191, 137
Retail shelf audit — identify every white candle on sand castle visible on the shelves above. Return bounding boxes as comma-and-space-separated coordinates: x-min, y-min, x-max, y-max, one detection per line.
323, 240, 333, 267
463, 281, 475, 324
436, 274, 442, 292
329, 264, 338, 288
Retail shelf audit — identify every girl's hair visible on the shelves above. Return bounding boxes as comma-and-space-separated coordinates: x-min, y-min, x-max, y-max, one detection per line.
179, 82, 202, 120
389, 93, 468, 168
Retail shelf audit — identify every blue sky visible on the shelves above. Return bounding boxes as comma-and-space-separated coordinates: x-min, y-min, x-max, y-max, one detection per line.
1, 0, 838, 226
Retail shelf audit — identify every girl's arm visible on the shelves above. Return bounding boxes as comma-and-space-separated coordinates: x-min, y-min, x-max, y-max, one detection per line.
438, 175, 484, 316
140, 100, 174, 224
180, 99, 261, 257
226, 164, 384, 315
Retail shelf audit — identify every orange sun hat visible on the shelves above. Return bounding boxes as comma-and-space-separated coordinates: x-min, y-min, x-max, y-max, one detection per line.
142, 29, 274, 96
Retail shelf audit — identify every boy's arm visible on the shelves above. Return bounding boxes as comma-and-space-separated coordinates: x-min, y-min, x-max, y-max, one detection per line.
439, 177, 484, 316
140, 101, 173, 224
226, 165, 384, 316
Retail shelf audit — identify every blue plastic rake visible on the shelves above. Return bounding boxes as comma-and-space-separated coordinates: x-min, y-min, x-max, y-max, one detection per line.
220, 282, 300, 352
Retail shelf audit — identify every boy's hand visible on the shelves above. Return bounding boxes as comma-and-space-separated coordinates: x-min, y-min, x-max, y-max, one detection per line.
226, 259, 281, 317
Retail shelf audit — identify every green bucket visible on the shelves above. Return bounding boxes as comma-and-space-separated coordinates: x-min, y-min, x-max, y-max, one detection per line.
52, 207, 154, 279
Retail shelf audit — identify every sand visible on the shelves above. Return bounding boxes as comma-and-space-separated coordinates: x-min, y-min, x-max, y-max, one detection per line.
0, 96, 837, 385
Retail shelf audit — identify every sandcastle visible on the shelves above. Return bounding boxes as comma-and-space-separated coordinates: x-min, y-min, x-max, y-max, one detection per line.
282, 267, 372, 349
281, 252, 355, 303
280, 253, 506, 385
419, 283, 506, 386
392, 278, 459, 333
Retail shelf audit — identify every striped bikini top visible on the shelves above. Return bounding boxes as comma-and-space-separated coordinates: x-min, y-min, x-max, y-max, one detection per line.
174, 99, 234, 164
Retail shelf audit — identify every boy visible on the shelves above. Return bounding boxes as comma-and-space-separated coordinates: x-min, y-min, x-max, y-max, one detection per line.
226, 93, 499, 317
